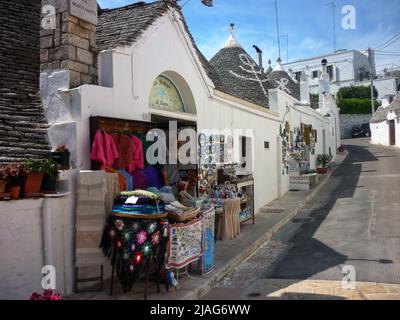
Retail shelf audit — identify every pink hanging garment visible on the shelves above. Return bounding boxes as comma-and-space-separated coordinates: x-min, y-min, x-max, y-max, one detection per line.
90, 130, 119, 166
128, 135, 144, 173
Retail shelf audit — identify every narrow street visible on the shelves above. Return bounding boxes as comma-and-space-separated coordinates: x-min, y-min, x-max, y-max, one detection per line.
203, 138, 400, 300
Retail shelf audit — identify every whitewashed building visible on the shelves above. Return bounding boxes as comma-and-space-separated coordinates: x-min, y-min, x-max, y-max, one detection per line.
1, 0, 340, 298
283, 49, 399, 101
370, 93, 400, 147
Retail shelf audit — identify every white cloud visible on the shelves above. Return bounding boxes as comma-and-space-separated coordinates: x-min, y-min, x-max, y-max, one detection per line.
299, 37, 325, 51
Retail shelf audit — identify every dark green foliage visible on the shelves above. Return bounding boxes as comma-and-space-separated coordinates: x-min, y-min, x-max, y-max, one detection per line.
337, 85, 378, 100
338, 98, 380, 114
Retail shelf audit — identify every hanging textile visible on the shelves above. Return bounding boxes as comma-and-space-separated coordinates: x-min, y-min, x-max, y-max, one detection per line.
100, 215, 169, 291
90, 130, 119, 166
202, 208, 215, 275
217, 198, 241, 241
131, 169, 148, 190
133, 131, 151, 167
167, 218, 203, 269
113, 133, 134, 169
118, 169, 133, 191
142, 166, 163, 189
75, 171, 107, 268
128, 135, 144, 172
105, 172, 120, 215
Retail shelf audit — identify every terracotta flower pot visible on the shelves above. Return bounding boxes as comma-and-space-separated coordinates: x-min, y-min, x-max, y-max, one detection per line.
0, 180, 6, 193
24, 172, 44, 196
10, 185, 21, 200
316, 167, 328, 174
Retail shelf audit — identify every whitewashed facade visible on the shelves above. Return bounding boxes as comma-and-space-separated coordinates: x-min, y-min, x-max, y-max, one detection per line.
283, 50, 399, 100
370, 93, 400, 147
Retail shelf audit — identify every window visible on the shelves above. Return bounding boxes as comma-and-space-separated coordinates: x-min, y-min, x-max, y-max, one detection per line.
238, 136, 253, 173
327, 65, 334, 81
312, 70, 319, 79
295, 71, 302, 82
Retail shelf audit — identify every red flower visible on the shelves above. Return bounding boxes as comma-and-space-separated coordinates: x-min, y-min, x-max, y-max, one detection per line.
134, 251, 143, 265
114, 237, 124, 250
151, 231, 161, 245
30, 290, 62, 300
108, 227, 117, 239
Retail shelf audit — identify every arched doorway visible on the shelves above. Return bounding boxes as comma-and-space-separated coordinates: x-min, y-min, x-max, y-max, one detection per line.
149, 71, 197, 120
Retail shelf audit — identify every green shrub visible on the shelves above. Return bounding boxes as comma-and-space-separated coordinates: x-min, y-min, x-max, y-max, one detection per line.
338, 98, 380, 114
337, 85, 378, 100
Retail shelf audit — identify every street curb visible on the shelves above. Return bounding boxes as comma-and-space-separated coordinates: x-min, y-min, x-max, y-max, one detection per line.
182, 150, 349, 300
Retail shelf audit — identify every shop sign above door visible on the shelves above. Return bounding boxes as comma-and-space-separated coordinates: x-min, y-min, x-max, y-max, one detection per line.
69, 0, 98, 25
149, 75, 185, 113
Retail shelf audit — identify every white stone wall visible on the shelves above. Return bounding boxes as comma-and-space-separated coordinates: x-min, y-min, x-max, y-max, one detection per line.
0, 195, 74, 299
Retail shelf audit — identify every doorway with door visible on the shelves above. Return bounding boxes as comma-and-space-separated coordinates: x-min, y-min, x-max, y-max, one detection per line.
389, 120, 396, 146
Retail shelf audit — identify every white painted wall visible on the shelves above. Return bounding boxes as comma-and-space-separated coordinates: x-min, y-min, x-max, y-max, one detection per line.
0, 195, 74, 299
371, 109, 400, 148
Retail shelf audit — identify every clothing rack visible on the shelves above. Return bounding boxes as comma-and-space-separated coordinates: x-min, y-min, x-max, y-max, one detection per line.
89, 116, 156, 170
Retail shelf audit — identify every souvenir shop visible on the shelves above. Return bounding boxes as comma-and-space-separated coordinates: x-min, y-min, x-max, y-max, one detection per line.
281, 121, 317, 175
74, 113, 256, 298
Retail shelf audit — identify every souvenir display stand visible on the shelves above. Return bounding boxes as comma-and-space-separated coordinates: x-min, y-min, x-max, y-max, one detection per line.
235, 177, 255, 224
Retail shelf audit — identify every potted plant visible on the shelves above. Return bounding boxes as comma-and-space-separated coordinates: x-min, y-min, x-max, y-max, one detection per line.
52, 145, 70, 169
22, 159, 47, 196
0, 165, 7, 193
316, 154, 332, 174
40, 158, 59, 192
0, 163, 24, 199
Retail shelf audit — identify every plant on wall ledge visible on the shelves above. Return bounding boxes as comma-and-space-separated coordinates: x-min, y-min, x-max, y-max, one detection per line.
22, 158, 59, 195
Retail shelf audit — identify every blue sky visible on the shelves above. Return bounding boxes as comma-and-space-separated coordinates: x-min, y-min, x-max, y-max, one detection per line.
98, 0, 400, 73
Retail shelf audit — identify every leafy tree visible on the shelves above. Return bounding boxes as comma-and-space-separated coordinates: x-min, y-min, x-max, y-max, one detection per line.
337, 85, 379, 114
337, 85, 378, 100
338, 98, 380, 114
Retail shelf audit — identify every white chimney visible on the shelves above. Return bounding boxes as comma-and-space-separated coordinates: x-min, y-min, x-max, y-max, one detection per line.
300, 71, 310, 104
253, 45, 263, 72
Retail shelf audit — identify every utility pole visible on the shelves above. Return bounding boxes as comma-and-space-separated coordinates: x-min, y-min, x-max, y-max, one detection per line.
274, 0, 281, 59
327, 2, 336, 52
368, 48, 375, 114
280, 35, 289, 62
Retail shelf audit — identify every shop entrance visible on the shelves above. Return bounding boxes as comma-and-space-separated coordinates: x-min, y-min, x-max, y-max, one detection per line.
89, 115, 198, 198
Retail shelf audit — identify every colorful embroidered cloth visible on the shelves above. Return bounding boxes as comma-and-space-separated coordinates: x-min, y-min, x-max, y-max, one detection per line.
202, 208, 215, 275
100, 216, 169, 291
167, 218, 203, 269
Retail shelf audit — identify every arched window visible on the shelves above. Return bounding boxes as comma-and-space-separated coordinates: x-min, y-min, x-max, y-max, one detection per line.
149, 75, 185, 113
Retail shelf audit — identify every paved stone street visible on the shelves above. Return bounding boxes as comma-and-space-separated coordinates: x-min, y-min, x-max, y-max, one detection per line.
203, 138, 400, 300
